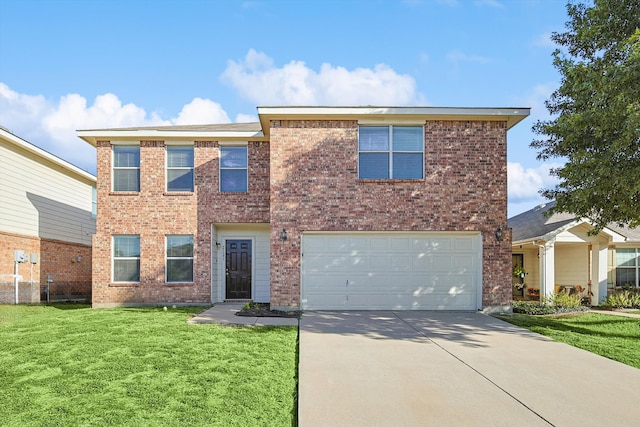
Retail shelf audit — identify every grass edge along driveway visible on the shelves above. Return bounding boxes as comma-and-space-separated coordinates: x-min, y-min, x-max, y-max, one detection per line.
0, 304, 298, 427
495, 312, 640, 369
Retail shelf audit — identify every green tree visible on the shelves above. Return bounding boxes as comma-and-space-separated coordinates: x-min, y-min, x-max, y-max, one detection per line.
532, 0, 640, 230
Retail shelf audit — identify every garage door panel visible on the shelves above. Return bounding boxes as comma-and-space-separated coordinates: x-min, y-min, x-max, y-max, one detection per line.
301, 293, 347, 310
301, 233, 481, 310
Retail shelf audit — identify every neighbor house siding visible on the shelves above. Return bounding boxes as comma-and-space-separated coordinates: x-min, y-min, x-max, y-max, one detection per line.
0, 132, 95, 304
554, 245, 589, 287
0, 141, 95, 245
268, 119, 510, 309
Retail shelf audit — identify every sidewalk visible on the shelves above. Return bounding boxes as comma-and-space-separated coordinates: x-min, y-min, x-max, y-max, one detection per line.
588, 309, 640, 319
188, 303, 299, 326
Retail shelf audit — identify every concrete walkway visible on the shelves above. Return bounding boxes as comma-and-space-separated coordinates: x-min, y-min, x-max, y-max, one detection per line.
188, 303, 299, 326
299, 311, 640, 427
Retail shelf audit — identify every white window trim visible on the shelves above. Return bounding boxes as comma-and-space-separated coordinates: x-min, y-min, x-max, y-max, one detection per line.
112, 145, 140, 192
166, 145, 195, 192
166, 235, 194, 283
358, 125, 425, 179
219, 145, 249, 193
112, 235, 140, 283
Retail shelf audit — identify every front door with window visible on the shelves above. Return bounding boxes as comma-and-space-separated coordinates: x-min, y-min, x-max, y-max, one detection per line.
512, 254, 525, 297
225, 240, 252, 299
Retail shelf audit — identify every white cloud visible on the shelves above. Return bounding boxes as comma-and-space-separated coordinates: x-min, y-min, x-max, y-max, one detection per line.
235, 113, 258, 123
508, 161, 561, 203
0, 83, 239, 173
173, 98, 231, 125
531, 31, 556, 48
446, 50, 491, 64
221, 49, 424, 106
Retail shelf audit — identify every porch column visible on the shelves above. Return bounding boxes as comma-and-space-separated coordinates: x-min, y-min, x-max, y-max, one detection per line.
591, 243, 608, 305
540, 242, 555, 301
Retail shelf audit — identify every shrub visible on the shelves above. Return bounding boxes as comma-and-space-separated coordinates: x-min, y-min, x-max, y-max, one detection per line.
602, 290, 640, 309
550, 292, 583, 309
512, 293, 587, 315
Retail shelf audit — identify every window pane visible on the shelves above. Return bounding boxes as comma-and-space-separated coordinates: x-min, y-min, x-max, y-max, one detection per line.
114, 169, 140, 192
359, 153, 389, 179
221, 169, 248, 192
167, 169, 194, 192
114, 259, 140, 282
616, 249, 637, 267
393, 153, 423, 179
359, 127, 389, 151
220, 146, 248, 168
167, 146, 194, 167
114, 236, 140, 257
393, 127, 423, 151
616, 268, 636, 287
167, 259, 194, 282
167, 235, 194, 257
114, 146, 140, 167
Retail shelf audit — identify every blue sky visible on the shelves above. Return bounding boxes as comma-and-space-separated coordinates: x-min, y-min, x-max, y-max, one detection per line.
0, 0, 571, 216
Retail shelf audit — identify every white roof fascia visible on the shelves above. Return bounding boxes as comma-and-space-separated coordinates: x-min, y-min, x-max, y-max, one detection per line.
77, 130, 265, 146
257, 106, 531, 132
541, 219, 628, 243
1, 128, 96, 183
512, 238, 546, 247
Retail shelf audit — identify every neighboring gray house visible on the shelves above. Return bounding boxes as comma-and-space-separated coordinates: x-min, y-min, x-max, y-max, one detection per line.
509, 201, 640, 304
0, 127, 96, 303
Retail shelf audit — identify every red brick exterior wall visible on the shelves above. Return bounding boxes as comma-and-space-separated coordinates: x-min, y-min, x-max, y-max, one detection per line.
0, 232, 91, 303
92, 140, 270, 307
93, 118, 511, 309
269, 120, 511, 308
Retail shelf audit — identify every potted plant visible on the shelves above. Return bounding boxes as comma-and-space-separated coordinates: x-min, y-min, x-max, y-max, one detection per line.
513, 265, 527, 279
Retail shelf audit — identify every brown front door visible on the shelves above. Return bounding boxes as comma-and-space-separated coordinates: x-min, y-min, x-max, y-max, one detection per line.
225, 240, 252, 299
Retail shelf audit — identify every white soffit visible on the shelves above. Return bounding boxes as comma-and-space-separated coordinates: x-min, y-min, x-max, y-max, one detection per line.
257, 106, 531, 134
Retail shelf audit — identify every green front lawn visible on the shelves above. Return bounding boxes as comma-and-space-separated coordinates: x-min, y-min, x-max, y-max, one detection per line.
0, 304, 298, 427
496, 313, 640, 369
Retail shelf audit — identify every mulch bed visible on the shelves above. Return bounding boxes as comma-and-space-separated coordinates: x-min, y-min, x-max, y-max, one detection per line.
235, 303, 301, 318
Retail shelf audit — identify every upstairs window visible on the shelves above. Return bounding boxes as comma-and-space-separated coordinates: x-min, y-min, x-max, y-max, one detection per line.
220, 146, 248, 192
358, 126, 424, 179
113, 145, 140, 191
167, 146, 194, 192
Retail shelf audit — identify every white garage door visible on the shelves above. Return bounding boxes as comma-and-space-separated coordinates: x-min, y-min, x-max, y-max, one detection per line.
301, 232, 482, 310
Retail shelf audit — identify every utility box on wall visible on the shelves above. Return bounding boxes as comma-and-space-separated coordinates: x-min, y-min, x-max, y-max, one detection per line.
14, 250, 29, 263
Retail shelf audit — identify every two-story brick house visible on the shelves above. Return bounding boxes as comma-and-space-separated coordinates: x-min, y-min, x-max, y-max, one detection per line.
78, 106, 529, 312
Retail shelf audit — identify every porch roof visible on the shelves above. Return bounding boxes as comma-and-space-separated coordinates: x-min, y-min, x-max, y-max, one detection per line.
508, 201, 640, 244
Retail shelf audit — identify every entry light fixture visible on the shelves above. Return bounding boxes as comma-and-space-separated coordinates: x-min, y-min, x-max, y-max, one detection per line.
215, 242, 221, 249
495, 226, 503, 242
281, 229, 287, 241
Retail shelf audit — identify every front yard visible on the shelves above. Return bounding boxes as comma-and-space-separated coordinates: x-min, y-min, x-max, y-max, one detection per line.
496, 312, 640, 369
0, 304, 298, 427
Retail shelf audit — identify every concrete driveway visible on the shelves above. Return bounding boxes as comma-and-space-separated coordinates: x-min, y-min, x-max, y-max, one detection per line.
299, 311, 640, 427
